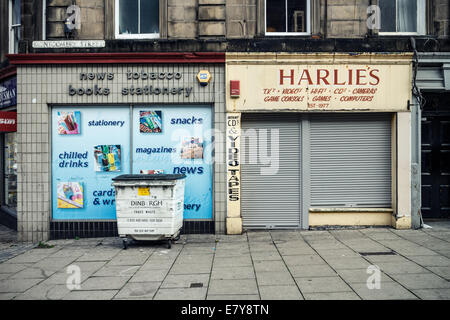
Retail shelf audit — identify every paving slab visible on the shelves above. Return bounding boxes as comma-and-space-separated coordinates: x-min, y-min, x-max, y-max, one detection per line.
9, 267, 55, 279
322, 257, 372, 270
129, 269, 169, 282
288, 264, 337, 278
259, 285, 303, 300
256, 271, 296, 286
253, 260, 288, 272
154, 287, 208, 300
114, 282, 160, 300
389, 273, 450, 290
79, 276, 131, 290
335, 268, 392, 284
64, 290, 118, 300
170, 263, 212, 275
211, 266, 255, 280
93, 265, 140, 277
283, 254, 325, 266
294, 277, 352, 293
407, 255, 450, 267
14, 284, 71, 300
208, 279, 259, 295
375, 261, 428, 275
428, 266, 450, 280
213, 256, 253, 268
207, 294, 260, 300
0, 278, 43, 293
161, 274, 210, 289
412, 289, 450, 300
303, 292, 361, 300
349, 282, 418, 300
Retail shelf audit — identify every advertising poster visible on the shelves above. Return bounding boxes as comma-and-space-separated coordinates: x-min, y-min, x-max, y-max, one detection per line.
52, 107, 131, 220
93, 145, 122, 172
140, 111, 162, 133
132, 106, 213, 220
57, 182, 84, 209
57, 111, 81, 135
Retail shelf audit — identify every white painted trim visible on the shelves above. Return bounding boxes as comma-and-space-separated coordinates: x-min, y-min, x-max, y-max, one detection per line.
42, 0, 46, 40
264, 0, 311, 36
114, 0, 160, 39
8, 0, 13, 54
379, 0, 426, 35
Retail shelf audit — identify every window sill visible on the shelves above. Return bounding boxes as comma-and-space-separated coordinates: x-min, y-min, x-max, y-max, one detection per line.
115, 34, 160, 40
265, 32, 311, 37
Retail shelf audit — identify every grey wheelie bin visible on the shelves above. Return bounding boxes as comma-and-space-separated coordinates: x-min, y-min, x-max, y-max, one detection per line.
112, 174, 186, 249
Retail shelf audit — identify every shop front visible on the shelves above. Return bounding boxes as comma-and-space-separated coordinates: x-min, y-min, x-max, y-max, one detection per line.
9, 53, 226, 242
226, 53, 413, 234
0, 67, 17, 230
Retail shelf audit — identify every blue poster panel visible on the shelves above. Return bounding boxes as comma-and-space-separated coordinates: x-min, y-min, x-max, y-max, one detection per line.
132, 106, 213, 220
52, 107, 131, 220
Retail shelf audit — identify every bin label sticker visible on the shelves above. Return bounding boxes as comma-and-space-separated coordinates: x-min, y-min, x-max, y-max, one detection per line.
138, 187, 150, 196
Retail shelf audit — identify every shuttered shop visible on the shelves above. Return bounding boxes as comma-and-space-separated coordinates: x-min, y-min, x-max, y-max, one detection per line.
240, 113, 393, 229
310, 114, 392, 208
241, 114, 302, 229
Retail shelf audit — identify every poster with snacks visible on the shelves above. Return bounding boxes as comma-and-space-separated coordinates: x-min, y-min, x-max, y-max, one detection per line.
93, 145, 122, 172
57, 182, 84, 209
57, 111, 81, 135
181, 137, 204, 159
140, 111, 162, 133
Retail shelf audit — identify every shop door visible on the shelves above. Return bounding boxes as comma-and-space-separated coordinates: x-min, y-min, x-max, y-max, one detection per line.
421, 109, 450, 219
240, 114, 302, 229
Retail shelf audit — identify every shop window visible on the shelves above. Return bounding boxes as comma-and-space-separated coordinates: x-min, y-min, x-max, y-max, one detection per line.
265, 0, 310, 35
3, 133, 17, 211
115, 0, 160, 39
9, 0, 21, 53
378, 0, 426, 35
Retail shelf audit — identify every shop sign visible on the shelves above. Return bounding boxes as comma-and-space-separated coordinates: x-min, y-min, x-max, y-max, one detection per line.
0, 77, 17, 108
226, 113, 241, 218
0, 111, 17, 132
68, 71, 193, 97
32, 40, 105, 49
226, 53, 412, 112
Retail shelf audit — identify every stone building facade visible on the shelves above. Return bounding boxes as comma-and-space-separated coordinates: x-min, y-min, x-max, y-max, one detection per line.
1, 0, 450, 242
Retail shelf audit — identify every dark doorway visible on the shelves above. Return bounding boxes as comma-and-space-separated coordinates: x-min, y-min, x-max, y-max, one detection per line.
421, 93, 450, 219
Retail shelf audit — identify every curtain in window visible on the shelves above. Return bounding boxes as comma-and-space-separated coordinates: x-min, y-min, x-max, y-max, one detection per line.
397, 0, 417, 32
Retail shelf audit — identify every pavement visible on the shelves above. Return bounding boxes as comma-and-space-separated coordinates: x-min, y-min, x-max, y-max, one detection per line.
0, 222, 449, 300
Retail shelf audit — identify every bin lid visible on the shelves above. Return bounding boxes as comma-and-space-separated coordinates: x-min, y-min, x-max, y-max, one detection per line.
112, 174, 186, 181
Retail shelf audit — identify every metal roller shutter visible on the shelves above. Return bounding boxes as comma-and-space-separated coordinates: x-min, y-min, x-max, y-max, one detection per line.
241, 114, 302, 228
310, 113, 392, 208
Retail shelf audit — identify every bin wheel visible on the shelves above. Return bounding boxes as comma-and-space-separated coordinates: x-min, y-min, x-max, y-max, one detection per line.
123, 239, 128, 250
167, 240, 172, 249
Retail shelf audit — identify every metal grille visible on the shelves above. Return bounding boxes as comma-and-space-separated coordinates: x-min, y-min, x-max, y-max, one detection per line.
241, 114, 302, 229
310, 113, 392, 208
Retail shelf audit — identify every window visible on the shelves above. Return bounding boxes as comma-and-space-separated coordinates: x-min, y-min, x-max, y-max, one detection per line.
8, 0, 21, 53
265, 0, 310, 35
379, 0, 426, 35
115, 0, 159, 39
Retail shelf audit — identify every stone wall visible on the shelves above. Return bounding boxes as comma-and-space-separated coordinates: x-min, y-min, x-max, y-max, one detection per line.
46, 0, 104, 40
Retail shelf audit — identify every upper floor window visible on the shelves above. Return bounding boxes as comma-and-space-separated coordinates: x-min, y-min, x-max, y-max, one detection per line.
379, 0, 426, 35
9, 0, 21, 53
115, 0, 159, 39
265, 0, 310, 35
